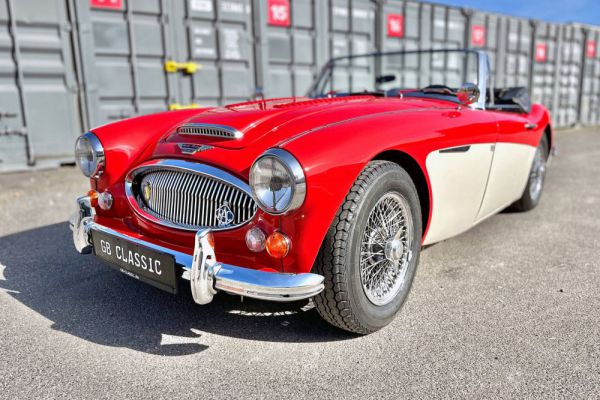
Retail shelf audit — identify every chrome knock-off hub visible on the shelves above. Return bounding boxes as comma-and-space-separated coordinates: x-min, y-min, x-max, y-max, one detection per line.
384, 239, 404, 263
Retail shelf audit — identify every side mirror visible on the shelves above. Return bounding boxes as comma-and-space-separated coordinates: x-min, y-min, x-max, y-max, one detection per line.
457, 82, 480, 106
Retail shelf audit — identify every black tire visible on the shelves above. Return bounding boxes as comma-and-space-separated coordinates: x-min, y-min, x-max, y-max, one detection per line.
510, 135, 549, 212
313, 161, 422, 334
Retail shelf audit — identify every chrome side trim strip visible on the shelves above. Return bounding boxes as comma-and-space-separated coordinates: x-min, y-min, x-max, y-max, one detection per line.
439, 145, 471, 153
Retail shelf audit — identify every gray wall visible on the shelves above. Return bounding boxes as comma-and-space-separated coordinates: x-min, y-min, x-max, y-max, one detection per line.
1, 0, 599, 172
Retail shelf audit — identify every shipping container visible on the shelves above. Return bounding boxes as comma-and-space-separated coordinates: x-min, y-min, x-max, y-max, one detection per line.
378, 1, 468, 89
1, 0, 600, 173
73, 0, 178, 127
74, 0, 256, 128
468, 11, 532, 90
555, 24, 584, 127
324, 0, 377, 92
253, 0, 326, 98
0, 0, 83, 172
580, 25, 600, 125
172, 0, 256, 107
530, 21, 562, 125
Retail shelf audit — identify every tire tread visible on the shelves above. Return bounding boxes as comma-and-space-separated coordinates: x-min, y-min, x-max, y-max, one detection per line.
313, 161, 402, 334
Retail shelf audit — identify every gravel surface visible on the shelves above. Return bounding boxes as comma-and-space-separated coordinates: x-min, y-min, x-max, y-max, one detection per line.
0, 128, 598, 399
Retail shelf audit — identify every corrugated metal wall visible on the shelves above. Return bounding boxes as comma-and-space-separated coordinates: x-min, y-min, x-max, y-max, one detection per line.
1, 0, 599, 172
581, 26, 600, 125
0, 0, 83, 172
254, 0, 325, 98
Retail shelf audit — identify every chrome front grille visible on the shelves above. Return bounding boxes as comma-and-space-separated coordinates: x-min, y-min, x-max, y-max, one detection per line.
126, 160, 257, 231
177, 123, 241, 139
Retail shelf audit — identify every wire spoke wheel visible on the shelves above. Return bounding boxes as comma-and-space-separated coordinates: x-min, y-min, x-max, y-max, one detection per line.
360, 191, 413, 306
529, 146, 546, 201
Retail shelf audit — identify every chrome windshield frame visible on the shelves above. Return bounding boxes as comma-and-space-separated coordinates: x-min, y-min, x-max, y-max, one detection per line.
307, 48, 492, 110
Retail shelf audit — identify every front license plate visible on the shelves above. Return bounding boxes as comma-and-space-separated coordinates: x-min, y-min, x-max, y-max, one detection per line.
91, 230, 178, 294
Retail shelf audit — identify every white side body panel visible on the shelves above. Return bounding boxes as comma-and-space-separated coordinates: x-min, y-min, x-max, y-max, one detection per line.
476, 143, 536, 221
423, 144, 493, 245
423, 142, 535, 246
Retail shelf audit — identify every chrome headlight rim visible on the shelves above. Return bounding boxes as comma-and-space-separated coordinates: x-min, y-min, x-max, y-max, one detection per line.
75, 132, 105, 178
250, 148, 306, 215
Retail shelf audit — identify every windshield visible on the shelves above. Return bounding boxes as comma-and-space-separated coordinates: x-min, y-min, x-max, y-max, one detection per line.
308, 49, 487, 106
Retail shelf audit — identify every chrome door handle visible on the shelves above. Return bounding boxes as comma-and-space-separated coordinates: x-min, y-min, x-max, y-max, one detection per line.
524, 123, 537, 130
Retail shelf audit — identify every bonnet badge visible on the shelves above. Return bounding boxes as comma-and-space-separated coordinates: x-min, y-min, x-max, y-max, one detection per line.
177, 143, 213, 154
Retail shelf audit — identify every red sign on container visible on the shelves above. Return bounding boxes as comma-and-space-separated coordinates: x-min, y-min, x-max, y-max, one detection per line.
90, 0, 123, 10
471, 25, 486, 47
268, 0, 290, 27
535, 43, 548, 62
387, 14, 404, 38
586, 40, 597, 59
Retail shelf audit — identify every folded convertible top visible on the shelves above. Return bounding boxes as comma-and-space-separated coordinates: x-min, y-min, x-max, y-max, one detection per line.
495, 87, 532, 113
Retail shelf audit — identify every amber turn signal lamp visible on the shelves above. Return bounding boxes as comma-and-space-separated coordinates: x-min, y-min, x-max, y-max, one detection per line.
87, 190, 99, 207
265, 231, 291, 259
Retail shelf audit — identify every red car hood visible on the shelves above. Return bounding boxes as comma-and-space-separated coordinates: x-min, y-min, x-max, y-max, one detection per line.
160, 96, 446, 152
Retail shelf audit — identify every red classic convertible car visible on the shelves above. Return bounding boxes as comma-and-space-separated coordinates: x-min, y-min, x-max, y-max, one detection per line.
70, 49, 553, 334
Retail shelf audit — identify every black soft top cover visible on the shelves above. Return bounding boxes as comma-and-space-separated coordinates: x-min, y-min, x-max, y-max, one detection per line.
494, 87, 531, 113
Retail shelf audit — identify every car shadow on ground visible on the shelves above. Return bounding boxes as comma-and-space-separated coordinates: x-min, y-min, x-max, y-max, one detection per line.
0, 222, 355, 356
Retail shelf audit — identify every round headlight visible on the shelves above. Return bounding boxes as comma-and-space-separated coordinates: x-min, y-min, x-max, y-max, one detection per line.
249, 149, 306, 215
75, 132, 105, 178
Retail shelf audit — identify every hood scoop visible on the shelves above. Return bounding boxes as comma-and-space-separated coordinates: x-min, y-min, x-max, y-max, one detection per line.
177, 123, 242, 139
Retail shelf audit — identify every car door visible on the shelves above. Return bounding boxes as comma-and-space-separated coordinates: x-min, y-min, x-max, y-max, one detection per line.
475, 112, 538, 221
423, 108, 498, 245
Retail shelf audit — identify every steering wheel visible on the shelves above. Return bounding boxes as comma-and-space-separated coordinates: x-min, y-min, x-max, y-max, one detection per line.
422, 85, 455, 95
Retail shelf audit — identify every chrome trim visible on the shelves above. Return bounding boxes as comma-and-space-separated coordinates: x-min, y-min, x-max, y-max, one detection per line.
359, 192, 413, 306
125, 159, 257, 232
177, 143, 214, 154
69, 195, 94, 254
475, 49, 491, 110
190, 228, 323, 303
75, 132, 105, 178
524, 123, 538, 130
70, 207, 325, 302
90, 222, 194, 269
191, 230, 219, 304
457, 82, 480, 106
439, 145, 471, 153
177, 123, 242, 139
249, 148, 307, 215
308, 48, 492, 110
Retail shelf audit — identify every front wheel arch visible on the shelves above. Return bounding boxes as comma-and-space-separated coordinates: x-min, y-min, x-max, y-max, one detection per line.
543, 124, 553, 159
373, 150, 430, 240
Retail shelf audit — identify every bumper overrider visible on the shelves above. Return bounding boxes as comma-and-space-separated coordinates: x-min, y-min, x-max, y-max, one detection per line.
69, 196, 324, 304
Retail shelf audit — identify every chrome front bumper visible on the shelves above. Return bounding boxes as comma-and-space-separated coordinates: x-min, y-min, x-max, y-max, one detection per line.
69, 196, 324, 304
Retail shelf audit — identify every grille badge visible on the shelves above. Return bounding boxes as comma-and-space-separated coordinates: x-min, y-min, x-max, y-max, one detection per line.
177, 143, 213, 154
216, 202, 235, 227
142, 180, 151, 202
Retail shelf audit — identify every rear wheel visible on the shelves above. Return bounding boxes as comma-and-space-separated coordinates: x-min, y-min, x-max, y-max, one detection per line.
313, 161, 422, 334
510, 135, 549, 212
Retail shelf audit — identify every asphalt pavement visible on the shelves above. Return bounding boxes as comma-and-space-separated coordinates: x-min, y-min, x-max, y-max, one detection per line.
0, 127, 598, 399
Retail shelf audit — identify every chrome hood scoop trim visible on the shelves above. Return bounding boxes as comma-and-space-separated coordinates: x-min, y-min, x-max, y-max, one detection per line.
177, 123, 242, 139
